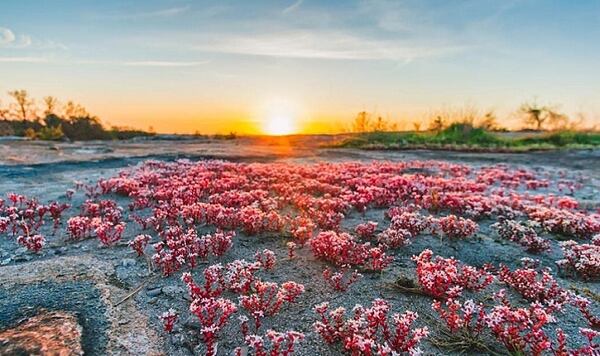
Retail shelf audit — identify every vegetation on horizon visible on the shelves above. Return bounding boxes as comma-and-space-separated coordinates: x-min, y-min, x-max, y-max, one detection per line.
339, 103, 599, 151
0, 89, 154, 141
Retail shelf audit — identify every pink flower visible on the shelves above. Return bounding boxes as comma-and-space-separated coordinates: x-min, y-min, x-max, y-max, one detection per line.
159, 309, 178, 333
313, 299, 428, 354
255, 249, 277, 270
412, 249, 493, 298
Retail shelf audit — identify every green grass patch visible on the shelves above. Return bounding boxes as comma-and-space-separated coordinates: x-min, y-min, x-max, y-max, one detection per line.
337, 124, 600, 152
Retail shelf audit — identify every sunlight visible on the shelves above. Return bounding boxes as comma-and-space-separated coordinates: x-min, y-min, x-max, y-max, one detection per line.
263, 115, 296, 135
258, 97, 301, 135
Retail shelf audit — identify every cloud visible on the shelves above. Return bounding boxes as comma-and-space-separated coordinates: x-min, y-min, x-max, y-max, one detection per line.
120, 60, 209, 67
0, 27, 16, 44
282, 0, 303, 14
18, 34, 32, 47
0, 56, 48, 63
192, 30, 462, 61
100, 5, 191, 20
0, 27, 64, 49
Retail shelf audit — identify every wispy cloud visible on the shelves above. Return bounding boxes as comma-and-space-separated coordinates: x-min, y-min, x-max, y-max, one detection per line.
282, 0, 303, 14
0, 56, 48, 63
0, 57, 208, 67
0, 27, 16, 45
0, 27, 33, 48
98, 5, 191, 20
192, 30, 462, 61
0, 26, 66, 50
120, 60, 209, 67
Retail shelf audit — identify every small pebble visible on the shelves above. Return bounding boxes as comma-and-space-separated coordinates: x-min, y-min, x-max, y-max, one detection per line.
146, 288, 162, 297
121, 258, 137, 267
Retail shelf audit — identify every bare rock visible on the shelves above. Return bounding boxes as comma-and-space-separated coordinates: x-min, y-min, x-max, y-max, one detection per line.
0, 310, 83, 355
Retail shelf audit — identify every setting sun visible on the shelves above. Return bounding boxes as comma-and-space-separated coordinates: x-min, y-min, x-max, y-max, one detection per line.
263, 116, 297, 136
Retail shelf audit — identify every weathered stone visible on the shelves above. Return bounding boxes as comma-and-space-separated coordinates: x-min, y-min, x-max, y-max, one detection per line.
146, 288, 162, 297
121, 258, 136, 267
162, 285, 184, 298
0, 310, 83, 356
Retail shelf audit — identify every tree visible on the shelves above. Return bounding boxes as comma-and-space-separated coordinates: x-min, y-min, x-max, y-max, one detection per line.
64, 101, 88, 118
8, 90, 36, 120
519, 102, 570, 131
0, 100, 9, 120
43, 96, 59, 116
372, 116, 388, 132
519, 102, 548, 130
428, 116, 445, 133
478, 111, 499, 131
352, 111, 370, 133
412, 122, 422, 132
547, 110, 569, 130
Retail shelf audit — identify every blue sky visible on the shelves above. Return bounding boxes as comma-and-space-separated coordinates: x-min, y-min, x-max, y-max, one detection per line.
1, 0, 599, 133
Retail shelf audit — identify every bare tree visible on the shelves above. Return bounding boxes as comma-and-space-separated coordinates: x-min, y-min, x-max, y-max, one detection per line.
428, 116, 445, 133
64, 100, 88, 118
478, 111, 499, 131
352, 111, 370, 133
547, 110, 569, 130
43, 96, 59, 116
412, 122, 422, 132
519, 102, 570, 131
0, 100, 9, 120
372, 116, 388, 132
8, 90, 36, 120
519, 102, 547, 130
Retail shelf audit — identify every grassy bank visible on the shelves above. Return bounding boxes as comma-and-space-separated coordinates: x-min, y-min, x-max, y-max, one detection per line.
336, 124, 600, 152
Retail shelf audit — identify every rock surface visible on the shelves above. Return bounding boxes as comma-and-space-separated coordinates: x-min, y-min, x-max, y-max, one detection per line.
0, 311, 83, 356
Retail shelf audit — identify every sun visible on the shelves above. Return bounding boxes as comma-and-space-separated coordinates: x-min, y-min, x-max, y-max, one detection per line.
263, 115, 297, 136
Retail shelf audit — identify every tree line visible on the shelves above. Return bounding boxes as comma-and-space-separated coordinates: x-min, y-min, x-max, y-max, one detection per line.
350, 102, 591, 133
0, 90, 153, 141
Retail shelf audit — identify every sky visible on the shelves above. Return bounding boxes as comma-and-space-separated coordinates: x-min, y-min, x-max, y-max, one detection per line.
1, 0, 599, 134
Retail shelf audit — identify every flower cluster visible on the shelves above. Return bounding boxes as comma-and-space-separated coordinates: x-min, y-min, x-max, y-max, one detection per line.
182, 260, 262, 298
354, 221, 378, 239
239, 280, 304, 330
526, 206, 600, 239
289, 216, 315, 244
322, 267, 362, 292
434, 215, 478, 239
67, 199, 126, 245
376, 227, 412, 249
255, 249, 277, 271
570, 295, 600, 329
498, 265, 572, 312
190, 296, 237, 356
412, 249, 493, 298
235, 329, 305, 356
129, 234, 151, 256
286, 241, 297, 259
309, 231, 393, 271
313, 299, 428, 355
16, 234, 46, 253
492, 219, 550, 253
152, 229, 235, 275
556, 236, 600, 280
432, 298, 485, 334
554, 328, 600, 356
0, 193, 70, 252
181, 257, 305, 353
484, 301, 556, 355
387, 207, 432, 236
